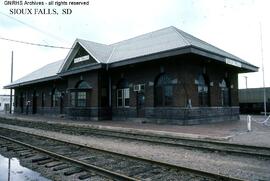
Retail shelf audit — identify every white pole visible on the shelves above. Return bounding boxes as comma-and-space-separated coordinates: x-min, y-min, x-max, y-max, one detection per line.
244, 76, 248, 89
9, 51, 13, 114
260, 23, 267, 116
247, 115, 251, 132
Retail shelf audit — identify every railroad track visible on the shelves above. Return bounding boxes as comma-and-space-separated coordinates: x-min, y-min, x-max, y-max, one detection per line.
1, 118, 270, 159
89, 128, 270, 158
0, 127, 242, 181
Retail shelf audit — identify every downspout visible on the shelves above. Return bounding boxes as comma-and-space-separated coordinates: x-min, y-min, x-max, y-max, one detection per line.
107, 47, 115, 109
106, 64, 112, 108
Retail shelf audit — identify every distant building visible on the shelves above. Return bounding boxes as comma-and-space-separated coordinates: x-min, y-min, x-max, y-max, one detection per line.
5, 26, 258, 124
239, 88, 270, 114
0, 95, 13, 113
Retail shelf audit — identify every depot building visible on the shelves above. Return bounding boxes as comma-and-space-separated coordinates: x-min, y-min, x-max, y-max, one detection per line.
5, 26, 258, 124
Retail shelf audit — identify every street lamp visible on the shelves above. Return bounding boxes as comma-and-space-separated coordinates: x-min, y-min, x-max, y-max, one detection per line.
260, 23, 267, 116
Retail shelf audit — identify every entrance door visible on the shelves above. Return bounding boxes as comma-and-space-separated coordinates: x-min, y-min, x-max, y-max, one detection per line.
32, 91, 37, 114
136, 92, 145, 117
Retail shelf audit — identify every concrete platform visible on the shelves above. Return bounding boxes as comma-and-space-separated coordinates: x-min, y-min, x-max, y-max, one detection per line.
0, 113, 270, 147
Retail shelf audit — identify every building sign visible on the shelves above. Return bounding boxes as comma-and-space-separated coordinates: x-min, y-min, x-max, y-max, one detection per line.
74, 55, 89, 63
225, 58, 242, 68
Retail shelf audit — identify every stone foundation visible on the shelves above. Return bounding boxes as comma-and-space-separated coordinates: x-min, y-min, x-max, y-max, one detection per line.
112, 107, 239, 125
14, 106, 239, 125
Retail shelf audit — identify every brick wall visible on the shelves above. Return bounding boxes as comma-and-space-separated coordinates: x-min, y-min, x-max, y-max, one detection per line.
13, 53, 240, 124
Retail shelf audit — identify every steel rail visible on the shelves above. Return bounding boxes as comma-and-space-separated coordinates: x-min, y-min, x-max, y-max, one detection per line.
77, 127, 270, 158
0, 127, 244, 181
0, 134, 138, 181
1, 118, 270, 157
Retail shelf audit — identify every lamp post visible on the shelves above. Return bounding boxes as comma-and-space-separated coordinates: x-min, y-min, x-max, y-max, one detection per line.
260, 23, 267, 116
8, 158, 11, 181
244, 76, 248, 89
9, 51, 13, 114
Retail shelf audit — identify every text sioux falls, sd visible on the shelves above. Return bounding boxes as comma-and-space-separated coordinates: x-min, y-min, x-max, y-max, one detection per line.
9, 8, 72, 15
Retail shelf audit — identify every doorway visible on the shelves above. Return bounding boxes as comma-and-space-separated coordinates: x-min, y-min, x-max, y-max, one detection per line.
136, 92, 145, 117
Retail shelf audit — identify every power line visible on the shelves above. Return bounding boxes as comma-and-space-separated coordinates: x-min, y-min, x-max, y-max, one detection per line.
0, 11, 68, 43
0, 37, 71, 49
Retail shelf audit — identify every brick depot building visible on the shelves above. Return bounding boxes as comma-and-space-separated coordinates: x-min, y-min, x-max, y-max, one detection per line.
5, 27, 258, 124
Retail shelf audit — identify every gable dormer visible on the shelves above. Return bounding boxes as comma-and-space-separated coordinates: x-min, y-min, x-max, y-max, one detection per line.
68, 46, 97, 70
59, 39, 102, 73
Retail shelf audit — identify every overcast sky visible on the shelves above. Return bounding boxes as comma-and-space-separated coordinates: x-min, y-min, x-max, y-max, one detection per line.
0, 0, 269, 94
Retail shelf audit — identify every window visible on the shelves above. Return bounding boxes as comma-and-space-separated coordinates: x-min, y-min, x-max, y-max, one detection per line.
220, 79, 230, 106
70, 81, 90, 107
70, 92, 76, 107
52, 89, 61, 107
117, 79, 130, 107
117, 88, 130, 107
77, 92, 86, 107
197, 74, 210, 106
154, 73, 173, 106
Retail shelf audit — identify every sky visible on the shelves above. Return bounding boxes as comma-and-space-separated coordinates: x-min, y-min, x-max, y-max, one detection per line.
0, 0, 269, 94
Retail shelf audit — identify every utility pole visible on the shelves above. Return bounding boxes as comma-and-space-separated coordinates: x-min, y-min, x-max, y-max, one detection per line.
260, 23, 267, 116
244, 76, 248, 89
9, 51, 13, 114
8, 158, 11, 181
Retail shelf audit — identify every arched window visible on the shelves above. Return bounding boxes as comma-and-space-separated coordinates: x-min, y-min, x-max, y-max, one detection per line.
154, 73, 173, 106
70, 81, 91, 107
76, 81, 91, 89
117, 79, 130, 107
197, 74, 210, 106
220, 79, 230, 106
51, 88, 61, 107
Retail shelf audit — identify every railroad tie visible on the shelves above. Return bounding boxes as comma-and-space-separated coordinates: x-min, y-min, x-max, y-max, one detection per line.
32, 157, 51, 163
23, 153, 36, 158
37, 159, 55, 165
78, 173, 96, 180
64, 168, 84, 176
53, 164, 70, 171
45, 162, 65, 168
14, 148, 29, 152
19, 151, 32, 156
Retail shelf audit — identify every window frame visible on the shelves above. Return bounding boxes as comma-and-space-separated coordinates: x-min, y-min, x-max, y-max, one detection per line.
117, 88, 130, 108
77, 91, 87, 107
69, 81, 92, 108
51, 89, 61, 107
220, 79, 230, 107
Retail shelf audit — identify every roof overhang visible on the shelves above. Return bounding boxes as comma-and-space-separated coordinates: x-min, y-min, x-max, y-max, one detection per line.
59, 63, 103, 77
190, 46, 258, 72
108, 45, 258, 72
4, 75, 60, 89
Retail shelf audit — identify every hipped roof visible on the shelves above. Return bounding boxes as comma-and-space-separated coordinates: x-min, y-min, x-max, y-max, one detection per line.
5, 26, 258, 89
